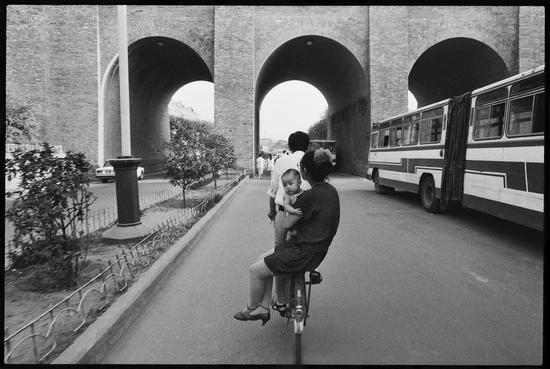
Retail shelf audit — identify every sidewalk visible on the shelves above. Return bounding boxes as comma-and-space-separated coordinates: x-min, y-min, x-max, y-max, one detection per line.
53, 175, 251, 364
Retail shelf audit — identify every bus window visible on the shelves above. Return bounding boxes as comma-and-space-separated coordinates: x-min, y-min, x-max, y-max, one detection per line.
534, 93, 546, 134
389, 128, 397, 146
476, 87, 508, 105
379, 129, 390, 147
371, 131, 379, 149
510, 74, 544, 96
402, 124, 411, 145
410, 122, 419, 144
474, 102, 505, 139
419, 117, 442, 144
396, 127, 402, 146
403, 113, 420, 123
508, 92, 546, 136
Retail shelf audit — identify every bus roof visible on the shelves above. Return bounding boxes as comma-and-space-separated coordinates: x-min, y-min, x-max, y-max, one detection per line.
372, 64, 545, 127
471, 64, 545, 96
373, 98, 450, 125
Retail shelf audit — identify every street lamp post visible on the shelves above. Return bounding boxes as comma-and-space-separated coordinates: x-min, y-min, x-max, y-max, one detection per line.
106, 5, 143, 232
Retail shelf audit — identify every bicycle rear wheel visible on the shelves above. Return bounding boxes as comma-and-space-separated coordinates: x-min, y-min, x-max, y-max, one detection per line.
295, 331, 301, 364
293, 274, 305, 364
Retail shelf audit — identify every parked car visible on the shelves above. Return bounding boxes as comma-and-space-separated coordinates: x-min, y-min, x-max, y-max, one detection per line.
95, 160, 144, 183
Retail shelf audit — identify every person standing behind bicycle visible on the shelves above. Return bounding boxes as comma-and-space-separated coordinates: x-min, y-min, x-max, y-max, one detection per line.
265, 132, 311, 309
266, 131, 311, 243
234, 148, 340, 325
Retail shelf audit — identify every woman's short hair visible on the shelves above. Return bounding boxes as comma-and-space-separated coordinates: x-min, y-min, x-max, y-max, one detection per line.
300, 149, 333, 182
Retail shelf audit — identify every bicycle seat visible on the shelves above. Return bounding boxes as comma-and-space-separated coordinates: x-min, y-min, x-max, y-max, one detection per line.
308, 270, 322, 285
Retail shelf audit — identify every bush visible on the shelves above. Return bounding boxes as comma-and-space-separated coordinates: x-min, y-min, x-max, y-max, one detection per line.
5, 143, 96, 288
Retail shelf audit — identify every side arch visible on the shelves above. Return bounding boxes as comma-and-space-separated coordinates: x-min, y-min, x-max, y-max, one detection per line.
409, 37, 509, 107
101, 36, 213, 172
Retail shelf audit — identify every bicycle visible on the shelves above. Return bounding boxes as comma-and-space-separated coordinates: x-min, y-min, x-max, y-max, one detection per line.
280, 269, 323, 364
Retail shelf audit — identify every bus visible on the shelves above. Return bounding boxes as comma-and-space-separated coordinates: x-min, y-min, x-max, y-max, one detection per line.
309, 139, 337, 166
366, 65, 544, 231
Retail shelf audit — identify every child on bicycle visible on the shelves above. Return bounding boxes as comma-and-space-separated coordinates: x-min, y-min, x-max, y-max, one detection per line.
281, 168, 304, 241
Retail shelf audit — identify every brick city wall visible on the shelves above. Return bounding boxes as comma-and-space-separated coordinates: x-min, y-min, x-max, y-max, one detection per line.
519, 6, 545, 72
6, 6, 545, 174
406, 6, 520, 76
6, 5, 99, 163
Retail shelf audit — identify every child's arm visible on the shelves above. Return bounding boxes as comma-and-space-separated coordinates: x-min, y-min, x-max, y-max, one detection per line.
283, 194, 302, 216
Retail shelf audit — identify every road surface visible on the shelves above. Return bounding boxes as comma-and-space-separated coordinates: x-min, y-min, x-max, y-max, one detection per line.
101, 174, 543, 365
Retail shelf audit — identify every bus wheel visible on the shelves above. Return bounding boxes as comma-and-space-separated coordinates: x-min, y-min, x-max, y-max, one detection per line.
374, 171, 393, 194
420, 176, 440, 213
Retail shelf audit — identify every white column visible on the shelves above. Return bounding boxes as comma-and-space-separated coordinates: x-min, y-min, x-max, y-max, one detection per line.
117, 5, 131, 157
96, 5, 104, 165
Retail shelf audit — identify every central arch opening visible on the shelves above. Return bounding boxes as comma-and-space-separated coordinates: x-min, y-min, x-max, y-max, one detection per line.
259, 80, 328, 154
255, 35, 368, 174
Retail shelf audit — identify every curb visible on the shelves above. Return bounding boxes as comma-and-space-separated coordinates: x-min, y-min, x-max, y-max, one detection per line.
52, 176, 250, 364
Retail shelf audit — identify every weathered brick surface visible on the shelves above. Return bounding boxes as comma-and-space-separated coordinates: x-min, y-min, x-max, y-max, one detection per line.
214, 6, 255, 169
369, 6, 409, 124
254, 6, 369, 85
7, 5, 99, 163
406, 6, 520, 75
6, 5, 544, 175
519, 6, 545, 72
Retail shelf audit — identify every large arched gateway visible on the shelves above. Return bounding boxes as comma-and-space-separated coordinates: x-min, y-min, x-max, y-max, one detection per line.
255, 35, 368, 174
102, 36, 212, 171
6, 6, 544, 176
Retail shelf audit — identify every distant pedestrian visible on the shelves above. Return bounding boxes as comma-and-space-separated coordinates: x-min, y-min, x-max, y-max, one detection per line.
256, 154, 265, 179
267, 154, 274, 173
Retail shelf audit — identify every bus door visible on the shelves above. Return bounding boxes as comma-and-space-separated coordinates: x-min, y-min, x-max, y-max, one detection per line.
441, 92, 471, 208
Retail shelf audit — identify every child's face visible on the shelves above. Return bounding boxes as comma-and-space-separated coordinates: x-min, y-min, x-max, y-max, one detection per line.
282, 174, 301, 195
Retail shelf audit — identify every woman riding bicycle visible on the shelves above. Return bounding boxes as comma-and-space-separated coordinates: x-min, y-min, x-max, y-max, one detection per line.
234, 148, 340, 325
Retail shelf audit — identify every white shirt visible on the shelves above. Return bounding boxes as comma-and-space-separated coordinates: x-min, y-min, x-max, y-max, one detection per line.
267, 150, 311, 206
256, 156, 265, 168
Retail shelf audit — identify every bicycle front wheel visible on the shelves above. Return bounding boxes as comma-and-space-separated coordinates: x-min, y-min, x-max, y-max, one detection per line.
295, 331, 302, 364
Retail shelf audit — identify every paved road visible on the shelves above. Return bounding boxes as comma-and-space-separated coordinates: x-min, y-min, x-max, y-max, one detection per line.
102, 175, 543, 365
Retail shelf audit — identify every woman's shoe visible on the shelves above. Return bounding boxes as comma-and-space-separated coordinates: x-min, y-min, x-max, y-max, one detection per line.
271, 302, 289, 317
234, 305, 270, 326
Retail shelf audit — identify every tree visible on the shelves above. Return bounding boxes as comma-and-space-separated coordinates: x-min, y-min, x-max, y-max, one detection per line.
157, 119, 211, 207
221, 139, 238, 178
307, 108, 329, 140
205, 133, 237, 186
6, 97, 39, 144
5, 143, 96, 287
204, 133, 225, 189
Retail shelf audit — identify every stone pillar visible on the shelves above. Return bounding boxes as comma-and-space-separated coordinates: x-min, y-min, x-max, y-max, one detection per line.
110, 157, 142, 226
214, 6, 255, 171
368, 6, 409, 122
